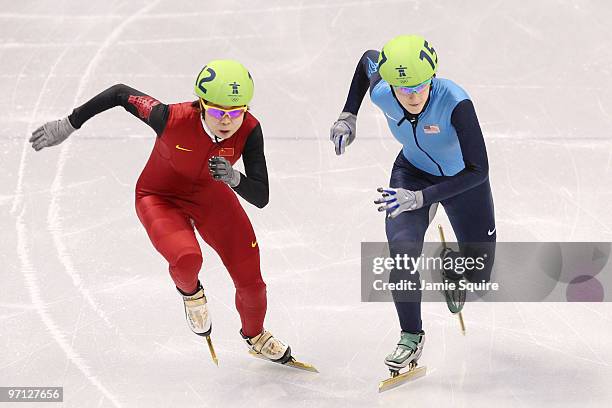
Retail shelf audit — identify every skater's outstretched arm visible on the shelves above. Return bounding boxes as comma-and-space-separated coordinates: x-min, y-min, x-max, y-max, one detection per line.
421, 100, 489, 206
330, 50, 381, 155
70, 84, 169, 135
30, 84, 168, 151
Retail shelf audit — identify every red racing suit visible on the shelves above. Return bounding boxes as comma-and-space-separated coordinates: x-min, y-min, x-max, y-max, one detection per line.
69, 86, 269, 337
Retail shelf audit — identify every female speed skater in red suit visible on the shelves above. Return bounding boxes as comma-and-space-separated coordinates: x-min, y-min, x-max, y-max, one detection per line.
30, 59, 293, 364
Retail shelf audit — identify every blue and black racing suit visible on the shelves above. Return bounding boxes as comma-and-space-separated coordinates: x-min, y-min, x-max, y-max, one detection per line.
343, 51, 496, 333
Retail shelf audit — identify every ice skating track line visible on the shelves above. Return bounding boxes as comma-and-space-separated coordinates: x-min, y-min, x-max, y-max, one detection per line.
13, 3, 163, 407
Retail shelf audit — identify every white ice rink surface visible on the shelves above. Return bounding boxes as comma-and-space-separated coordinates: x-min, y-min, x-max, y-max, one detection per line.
2, 1, 612, 407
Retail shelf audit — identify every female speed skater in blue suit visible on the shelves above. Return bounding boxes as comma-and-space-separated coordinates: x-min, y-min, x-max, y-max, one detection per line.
330, 35, 496, 373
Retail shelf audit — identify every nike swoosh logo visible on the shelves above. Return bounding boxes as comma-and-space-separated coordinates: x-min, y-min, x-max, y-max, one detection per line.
487, 228, 496, 236
175, 145, 193, 152
251, 241, 257, 248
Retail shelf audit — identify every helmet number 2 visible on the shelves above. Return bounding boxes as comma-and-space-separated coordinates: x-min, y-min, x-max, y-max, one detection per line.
419, 40, 437, 71
198, 67, 216, 95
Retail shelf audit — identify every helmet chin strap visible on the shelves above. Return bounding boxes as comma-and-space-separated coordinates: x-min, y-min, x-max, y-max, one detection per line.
200, 115, 222, 143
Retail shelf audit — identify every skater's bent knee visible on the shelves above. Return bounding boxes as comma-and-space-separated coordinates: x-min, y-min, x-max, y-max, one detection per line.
171, 250, 202, 279
170, 251, 202, 293
175, 251, 202, 271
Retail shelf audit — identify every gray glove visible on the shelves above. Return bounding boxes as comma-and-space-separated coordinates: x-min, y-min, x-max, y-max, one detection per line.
208, 156, 240, 187
329, 112, 357, 155
29, 117, 76, 151
374, 187, 424, 218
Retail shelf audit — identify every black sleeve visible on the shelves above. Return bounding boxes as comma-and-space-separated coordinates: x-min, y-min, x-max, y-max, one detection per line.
421, 99, 489, 206
341, 50, 382, 115
68, 84, 169, 136
233, 124, 269, 208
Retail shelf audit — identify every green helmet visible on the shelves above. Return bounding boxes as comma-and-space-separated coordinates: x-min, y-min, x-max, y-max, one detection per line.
377, 35, 438, 87
194, 59, 254, 106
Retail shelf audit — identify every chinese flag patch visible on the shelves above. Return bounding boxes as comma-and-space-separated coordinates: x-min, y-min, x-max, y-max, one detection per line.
219, 147, 234, 157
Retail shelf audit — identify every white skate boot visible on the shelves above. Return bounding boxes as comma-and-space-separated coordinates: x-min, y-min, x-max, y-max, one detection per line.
180, 283, 211, 337
242, 329, 292, 363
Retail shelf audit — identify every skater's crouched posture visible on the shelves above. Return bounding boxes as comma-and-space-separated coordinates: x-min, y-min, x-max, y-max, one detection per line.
30, 60, 290, 363
331, 35, 496, 377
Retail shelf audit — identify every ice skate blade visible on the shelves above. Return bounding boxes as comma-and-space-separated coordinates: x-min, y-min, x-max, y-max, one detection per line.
248, 350, 318, 372
456, 311, 466, 335
205, 336, 218, 366
378, 366, 427, 393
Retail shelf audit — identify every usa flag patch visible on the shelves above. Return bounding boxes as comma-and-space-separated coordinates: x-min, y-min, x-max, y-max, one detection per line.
424, 124, 440, 134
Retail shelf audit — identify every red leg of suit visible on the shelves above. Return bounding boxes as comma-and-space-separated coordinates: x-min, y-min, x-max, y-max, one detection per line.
190, 184, 267, 338
135, 195, 202, 294
135, 187, 266, 338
